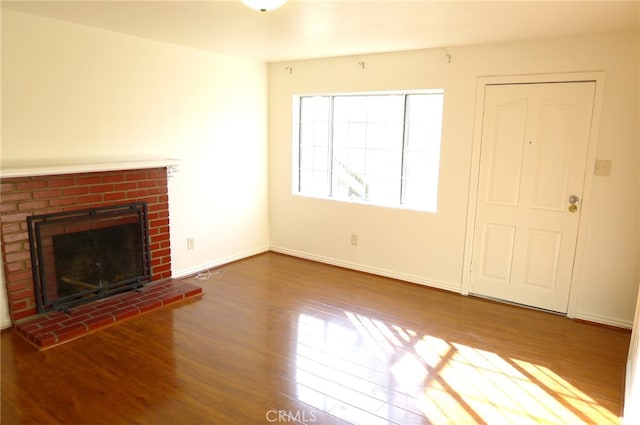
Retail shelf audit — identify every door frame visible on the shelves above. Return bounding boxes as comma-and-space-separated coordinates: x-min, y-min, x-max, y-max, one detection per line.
461, 72, 606, 318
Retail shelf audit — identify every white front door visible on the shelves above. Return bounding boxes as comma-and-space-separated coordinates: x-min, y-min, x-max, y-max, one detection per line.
470, 82, 596, 313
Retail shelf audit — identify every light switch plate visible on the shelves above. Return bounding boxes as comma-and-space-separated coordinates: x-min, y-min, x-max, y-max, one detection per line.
594, 159, 612, 176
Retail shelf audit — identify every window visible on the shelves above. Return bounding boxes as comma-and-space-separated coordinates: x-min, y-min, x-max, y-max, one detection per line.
293, 91, 444, 212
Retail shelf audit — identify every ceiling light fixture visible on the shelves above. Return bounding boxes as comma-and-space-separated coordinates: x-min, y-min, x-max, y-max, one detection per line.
241, 0, 288, 12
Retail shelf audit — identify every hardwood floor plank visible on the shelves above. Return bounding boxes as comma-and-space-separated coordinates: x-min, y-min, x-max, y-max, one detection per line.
2, 252, 631, 424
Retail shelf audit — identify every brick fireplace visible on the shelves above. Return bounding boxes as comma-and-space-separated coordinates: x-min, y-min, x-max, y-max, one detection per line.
1, 164, 203, 348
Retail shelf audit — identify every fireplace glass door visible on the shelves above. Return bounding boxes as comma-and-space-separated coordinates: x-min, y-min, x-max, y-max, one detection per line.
27, 202, 152, 313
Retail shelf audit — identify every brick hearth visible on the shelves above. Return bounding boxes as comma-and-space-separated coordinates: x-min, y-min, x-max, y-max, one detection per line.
1, 166, 202, 345
14, 279, 202, 350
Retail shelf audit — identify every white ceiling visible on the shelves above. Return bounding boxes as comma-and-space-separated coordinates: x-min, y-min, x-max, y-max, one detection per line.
3, 0, 639, 63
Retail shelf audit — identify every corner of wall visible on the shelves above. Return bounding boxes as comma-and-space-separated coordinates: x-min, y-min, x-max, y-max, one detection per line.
0, 257, 12, 329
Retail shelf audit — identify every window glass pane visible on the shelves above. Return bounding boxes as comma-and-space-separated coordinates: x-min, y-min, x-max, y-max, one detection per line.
300, 96, 330, 123
333, 160, 368, 200
367, 123, 403, 150
347, 123, 367, 149
366, 95, 404, 123
346, 147, 365, 175
299, 124, 329, 148
299, 97, 330, 195
367, 175, 401, 205
402, 94, 444, 211
295, 91, 443, 212
333, 122, 349, 148
300, 170, 330, 197
332, 95, 404, 203
335, 96, 366, 122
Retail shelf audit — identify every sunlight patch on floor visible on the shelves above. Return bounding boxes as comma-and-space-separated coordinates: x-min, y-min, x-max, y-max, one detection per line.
294, 311, 620, 425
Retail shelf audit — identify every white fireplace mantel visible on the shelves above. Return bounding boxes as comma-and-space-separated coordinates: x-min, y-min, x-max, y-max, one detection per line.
0, 158, 180, 179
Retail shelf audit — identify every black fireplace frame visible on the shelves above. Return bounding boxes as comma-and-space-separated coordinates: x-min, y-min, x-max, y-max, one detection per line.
27, 202, 152, 313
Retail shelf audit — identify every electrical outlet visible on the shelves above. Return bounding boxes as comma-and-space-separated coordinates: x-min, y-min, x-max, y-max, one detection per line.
350, 234, 358, 246
187, 238, 195, 250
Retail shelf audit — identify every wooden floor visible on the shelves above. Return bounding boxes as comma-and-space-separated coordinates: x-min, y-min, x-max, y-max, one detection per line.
1, 252, 631, 424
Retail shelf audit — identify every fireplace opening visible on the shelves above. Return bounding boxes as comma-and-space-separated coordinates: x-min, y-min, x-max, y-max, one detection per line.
27, 202, 152, 313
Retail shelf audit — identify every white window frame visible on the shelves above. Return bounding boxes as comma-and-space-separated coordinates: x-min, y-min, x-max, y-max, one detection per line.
291, 89, 444, 212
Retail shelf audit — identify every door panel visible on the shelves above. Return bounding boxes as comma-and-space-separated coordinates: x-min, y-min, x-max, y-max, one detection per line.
479, 223, 516, 283
486, 99, 528, 206
523, 228, 562, 289
471, 82, 595, 313
531, 99, 574, 211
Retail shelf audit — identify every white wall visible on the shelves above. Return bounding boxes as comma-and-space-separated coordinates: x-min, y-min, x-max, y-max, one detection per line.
268, 31, 639, 327
1, 10, 269, 285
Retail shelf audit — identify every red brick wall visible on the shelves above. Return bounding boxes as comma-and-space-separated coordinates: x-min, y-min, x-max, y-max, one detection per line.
1, 167, 171, 322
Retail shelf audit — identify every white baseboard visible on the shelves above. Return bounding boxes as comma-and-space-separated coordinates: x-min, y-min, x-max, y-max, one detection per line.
171, 246, 633, 330
270, 246, 462, 294
572, 312, 633, 329
172, 246, 270, 279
